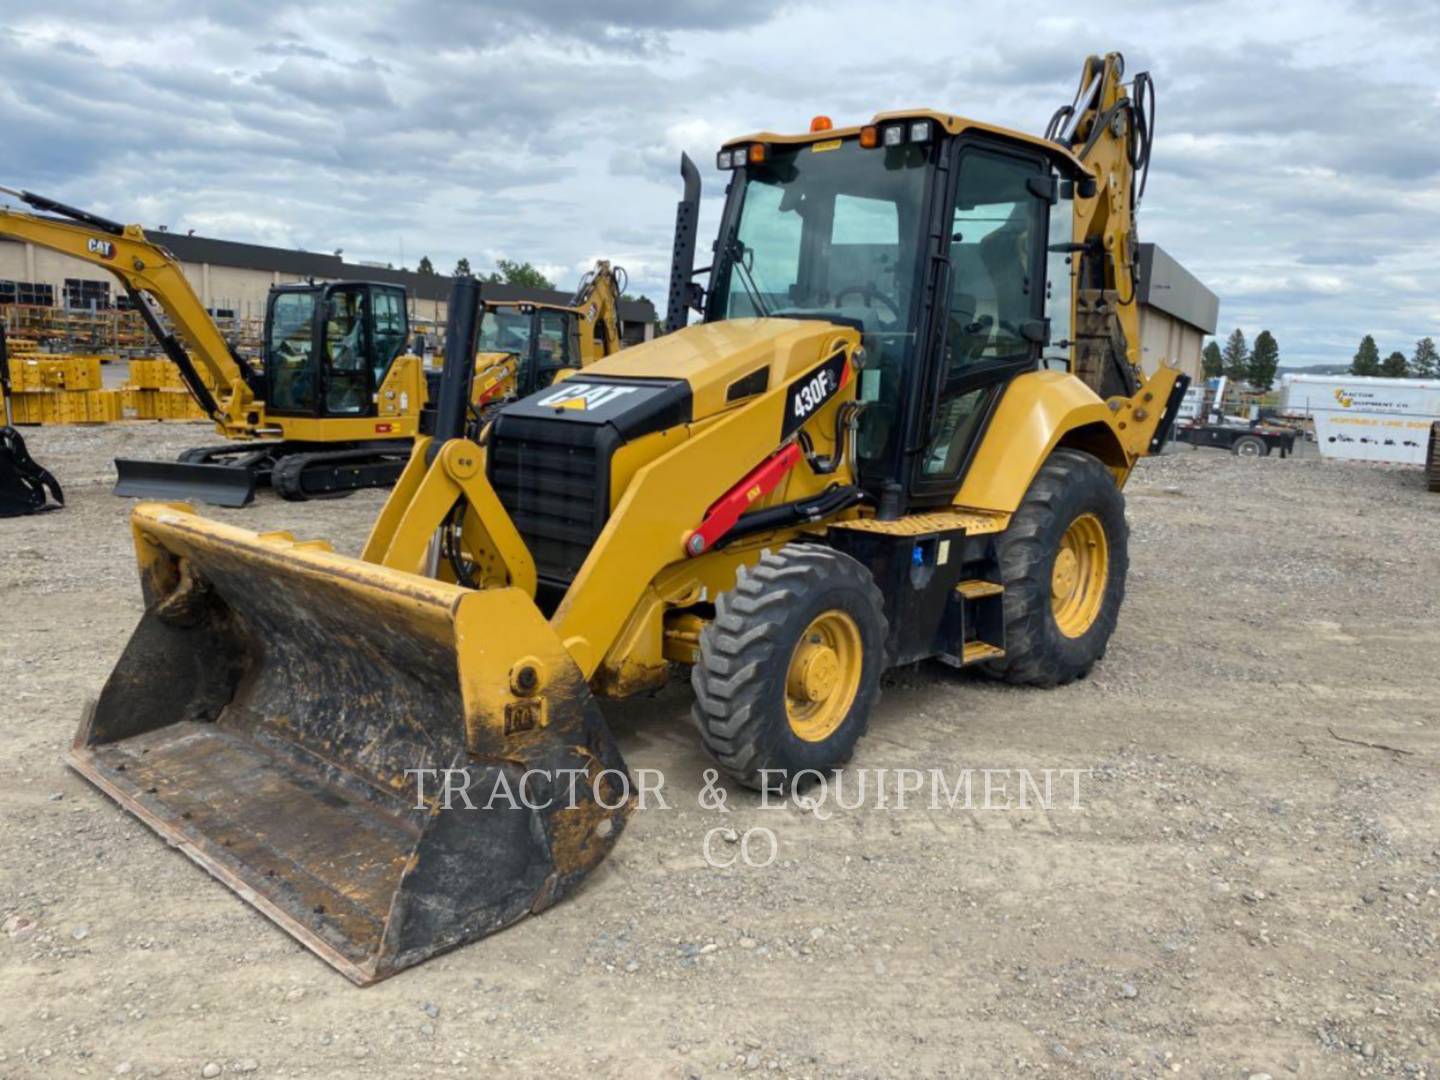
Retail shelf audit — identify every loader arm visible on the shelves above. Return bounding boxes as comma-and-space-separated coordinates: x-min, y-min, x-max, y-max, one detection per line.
0, 195, 259, 428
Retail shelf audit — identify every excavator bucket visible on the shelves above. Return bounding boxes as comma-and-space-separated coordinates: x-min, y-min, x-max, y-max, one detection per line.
67, 502, 629, 985
113, 457, 258, 508
1, 425, 64, 517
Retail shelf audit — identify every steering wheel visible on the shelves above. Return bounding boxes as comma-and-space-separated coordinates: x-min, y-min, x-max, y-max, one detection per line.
833, 284, 901, 325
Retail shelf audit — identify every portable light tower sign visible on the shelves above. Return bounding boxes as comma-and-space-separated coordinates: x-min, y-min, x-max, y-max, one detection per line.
1280, 375, 1440, 464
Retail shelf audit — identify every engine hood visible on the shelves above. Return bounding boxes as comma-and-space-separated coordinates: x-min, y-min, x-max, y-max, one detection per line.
569, 317, 859, 422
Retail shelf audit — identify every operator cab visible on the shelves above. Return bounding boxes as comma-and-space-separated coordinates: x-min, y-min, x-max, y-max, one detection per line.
478, 302, 582, 398
263, 282, 409, 417
704, 113, 1088, 511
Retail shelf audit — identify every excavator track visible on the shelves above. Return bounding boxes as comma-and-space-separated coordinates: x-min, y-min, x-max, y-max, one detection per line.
271, 445, 412, 501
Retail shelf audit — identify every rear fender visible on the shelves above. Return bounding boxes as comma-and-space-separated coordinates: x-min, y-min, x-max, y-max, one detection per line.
954, 367, 1177, 513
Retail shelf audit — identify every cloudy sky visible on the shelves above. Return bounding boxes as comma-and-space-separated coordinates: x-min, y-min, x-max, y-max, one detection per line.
3, 0, 1437, 365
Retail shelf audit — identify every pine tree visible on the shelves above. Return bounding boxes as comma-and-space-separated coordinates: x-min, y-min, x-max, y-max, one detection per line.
418, 256, 434, 275
1411, 337, 1438, 379
453, 257, 472, 277
1381, 350, 1409, 377
1202, 340, 1223, 378
1350, 335, 1381, 376
1247, 331, 1280, 392
1221, 329, 1249, 382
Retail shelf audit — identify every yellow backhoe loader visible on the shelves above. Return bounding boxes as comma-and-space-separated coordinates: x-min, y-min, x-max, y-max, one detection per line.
69, 52, 1188, 984
463, 260, 628, 418
0, 190, 424, 506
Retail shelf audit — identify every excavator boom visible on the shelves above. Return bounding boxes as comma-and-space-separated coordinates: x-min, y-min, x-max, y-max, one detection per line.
2, 188, 432, 506
0, 188, 257, 424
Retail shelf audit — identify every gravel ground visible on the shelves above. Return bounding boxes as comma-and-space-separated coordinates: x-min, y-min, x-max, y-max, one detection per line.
1, 423, 1437, 1079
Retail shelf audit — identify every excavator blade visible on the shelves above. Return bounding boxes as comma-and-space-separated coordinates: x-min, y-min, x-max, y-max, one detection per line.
113, 457, 258, 508
68, 503, 629, 985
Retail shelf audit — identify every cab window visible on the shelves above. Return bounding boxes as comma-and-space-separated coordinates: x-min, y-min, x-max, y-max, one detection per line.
534, 310, 572, 386
266, 291, 317, 413
944, 151, 1045, 368
323, 288, 369, 415
371, 288, 408, 384
920, 149, 1047, 482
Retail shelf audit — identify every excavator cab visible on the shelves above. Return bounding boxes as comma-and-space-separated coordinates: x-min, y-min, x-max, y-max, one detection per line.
263, 282, 409, 418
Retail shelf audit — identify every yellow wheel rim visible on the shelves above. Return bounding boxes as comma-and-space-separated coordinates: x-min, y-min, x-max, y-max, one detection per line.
785, 611, 863, 742
1051, 512, 1109, 639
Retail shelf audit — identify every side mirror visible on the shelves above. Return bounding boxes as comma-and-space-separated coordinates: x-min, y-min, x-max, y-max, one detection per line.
1026, 175, 1059, 205
1020, 318, 1051, 346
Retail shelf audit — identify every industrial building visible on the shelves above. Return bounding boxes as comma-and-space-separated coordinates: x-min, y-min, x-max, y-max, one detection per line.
0, 227, 657, 345
1137, 243, 1218, 381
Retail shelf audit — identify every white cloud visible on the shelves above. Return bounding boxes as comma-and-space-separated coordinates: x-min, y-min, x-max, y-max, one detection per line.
2, 0, 1437, 359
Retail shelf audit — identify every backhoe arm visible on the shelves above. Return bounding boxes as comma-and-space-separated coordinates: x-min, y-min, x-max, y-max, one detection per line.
569, 260, 626, 364
1047, 54, 1155, 398
0, 191, 259, 427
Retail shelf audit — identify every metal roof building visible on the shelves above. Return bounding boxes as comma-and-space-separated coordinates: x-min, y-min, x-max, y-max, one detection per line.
0, 226, 657, 344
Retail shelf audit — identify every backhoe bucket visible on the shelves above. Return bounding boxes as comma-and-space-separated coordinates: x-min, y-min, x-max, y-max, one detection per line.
114, 457, 258, 508
67, 503, 629, 985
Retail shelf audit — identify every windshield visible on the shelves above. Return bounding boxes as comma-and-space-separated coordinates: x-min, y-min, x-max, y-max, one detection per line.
710, 137, 931, 470
478, 307, 533, 356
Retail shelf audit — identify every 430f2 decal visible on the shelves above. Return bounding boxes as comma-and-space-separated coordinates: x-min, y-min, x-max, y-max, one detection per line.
782, 350, 848, 438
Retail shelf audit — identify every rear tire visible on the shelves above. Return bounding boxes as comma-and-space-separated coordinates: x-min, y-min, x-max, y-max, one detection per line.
692, 544, 887, 790
984, 449, 1127, 687
1232, 434, 1269, 457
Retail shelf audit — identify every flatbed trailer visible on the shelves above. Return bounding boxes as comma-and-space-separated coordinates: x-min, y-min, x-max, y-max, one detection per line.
1174, 418, 1297, 458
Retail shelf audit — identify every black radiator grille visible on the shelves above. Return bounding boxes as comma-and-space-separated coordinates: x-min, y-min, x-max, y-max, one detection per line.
488, 421, 610, 586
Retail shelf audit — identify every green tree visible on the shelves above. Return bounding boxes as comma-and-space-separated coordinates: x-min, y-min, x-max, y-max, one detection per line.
1201, 340, 1223, 378
1247, 330, 1280, 391
1381, 350, 1409, 377
418, 255, 435, 275
1350, 334, 1381, 376
1221, 328, 1250, 381
453, 257, 472, 277
482, 259, 556, 290
1411, 337, 1438, 379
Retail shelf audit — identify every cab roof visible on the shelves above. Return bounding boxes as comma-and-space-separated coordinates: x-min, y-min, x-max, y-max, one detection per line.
721, 109, 1089, 179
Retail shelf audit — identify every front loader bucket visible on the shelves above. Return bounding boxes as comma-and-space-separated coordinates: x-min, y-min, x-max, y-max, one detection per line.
114, 457, 258, 508
68, 503, 628, 985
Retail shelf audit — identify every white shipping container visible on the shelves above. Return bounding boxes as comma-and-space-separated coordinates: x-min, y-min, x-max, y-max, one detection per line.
1279, 374, 1440, 464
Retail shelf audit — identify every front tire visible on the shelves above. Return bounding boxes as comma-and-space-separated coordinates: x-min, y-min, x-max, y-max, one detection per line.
985, 449, 1128, 687
692, 544, 887, 790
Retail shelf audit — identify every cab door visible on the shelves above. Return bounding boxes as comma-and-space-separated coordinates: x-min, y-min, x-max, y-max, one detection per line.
318, 284, 409, 418
319, 284, 371, 416
264, 287, 322, 416
910, 141, 1053, 501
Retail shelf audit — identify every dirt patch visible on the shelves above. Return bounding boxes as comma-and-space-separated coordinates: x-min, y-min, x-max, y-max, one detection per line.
2, 427, 1437, 1078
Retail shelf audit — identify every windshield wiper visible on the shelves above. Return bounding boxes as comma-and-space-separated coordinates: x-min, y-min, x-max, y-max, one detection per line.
725, 235, 771, 318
